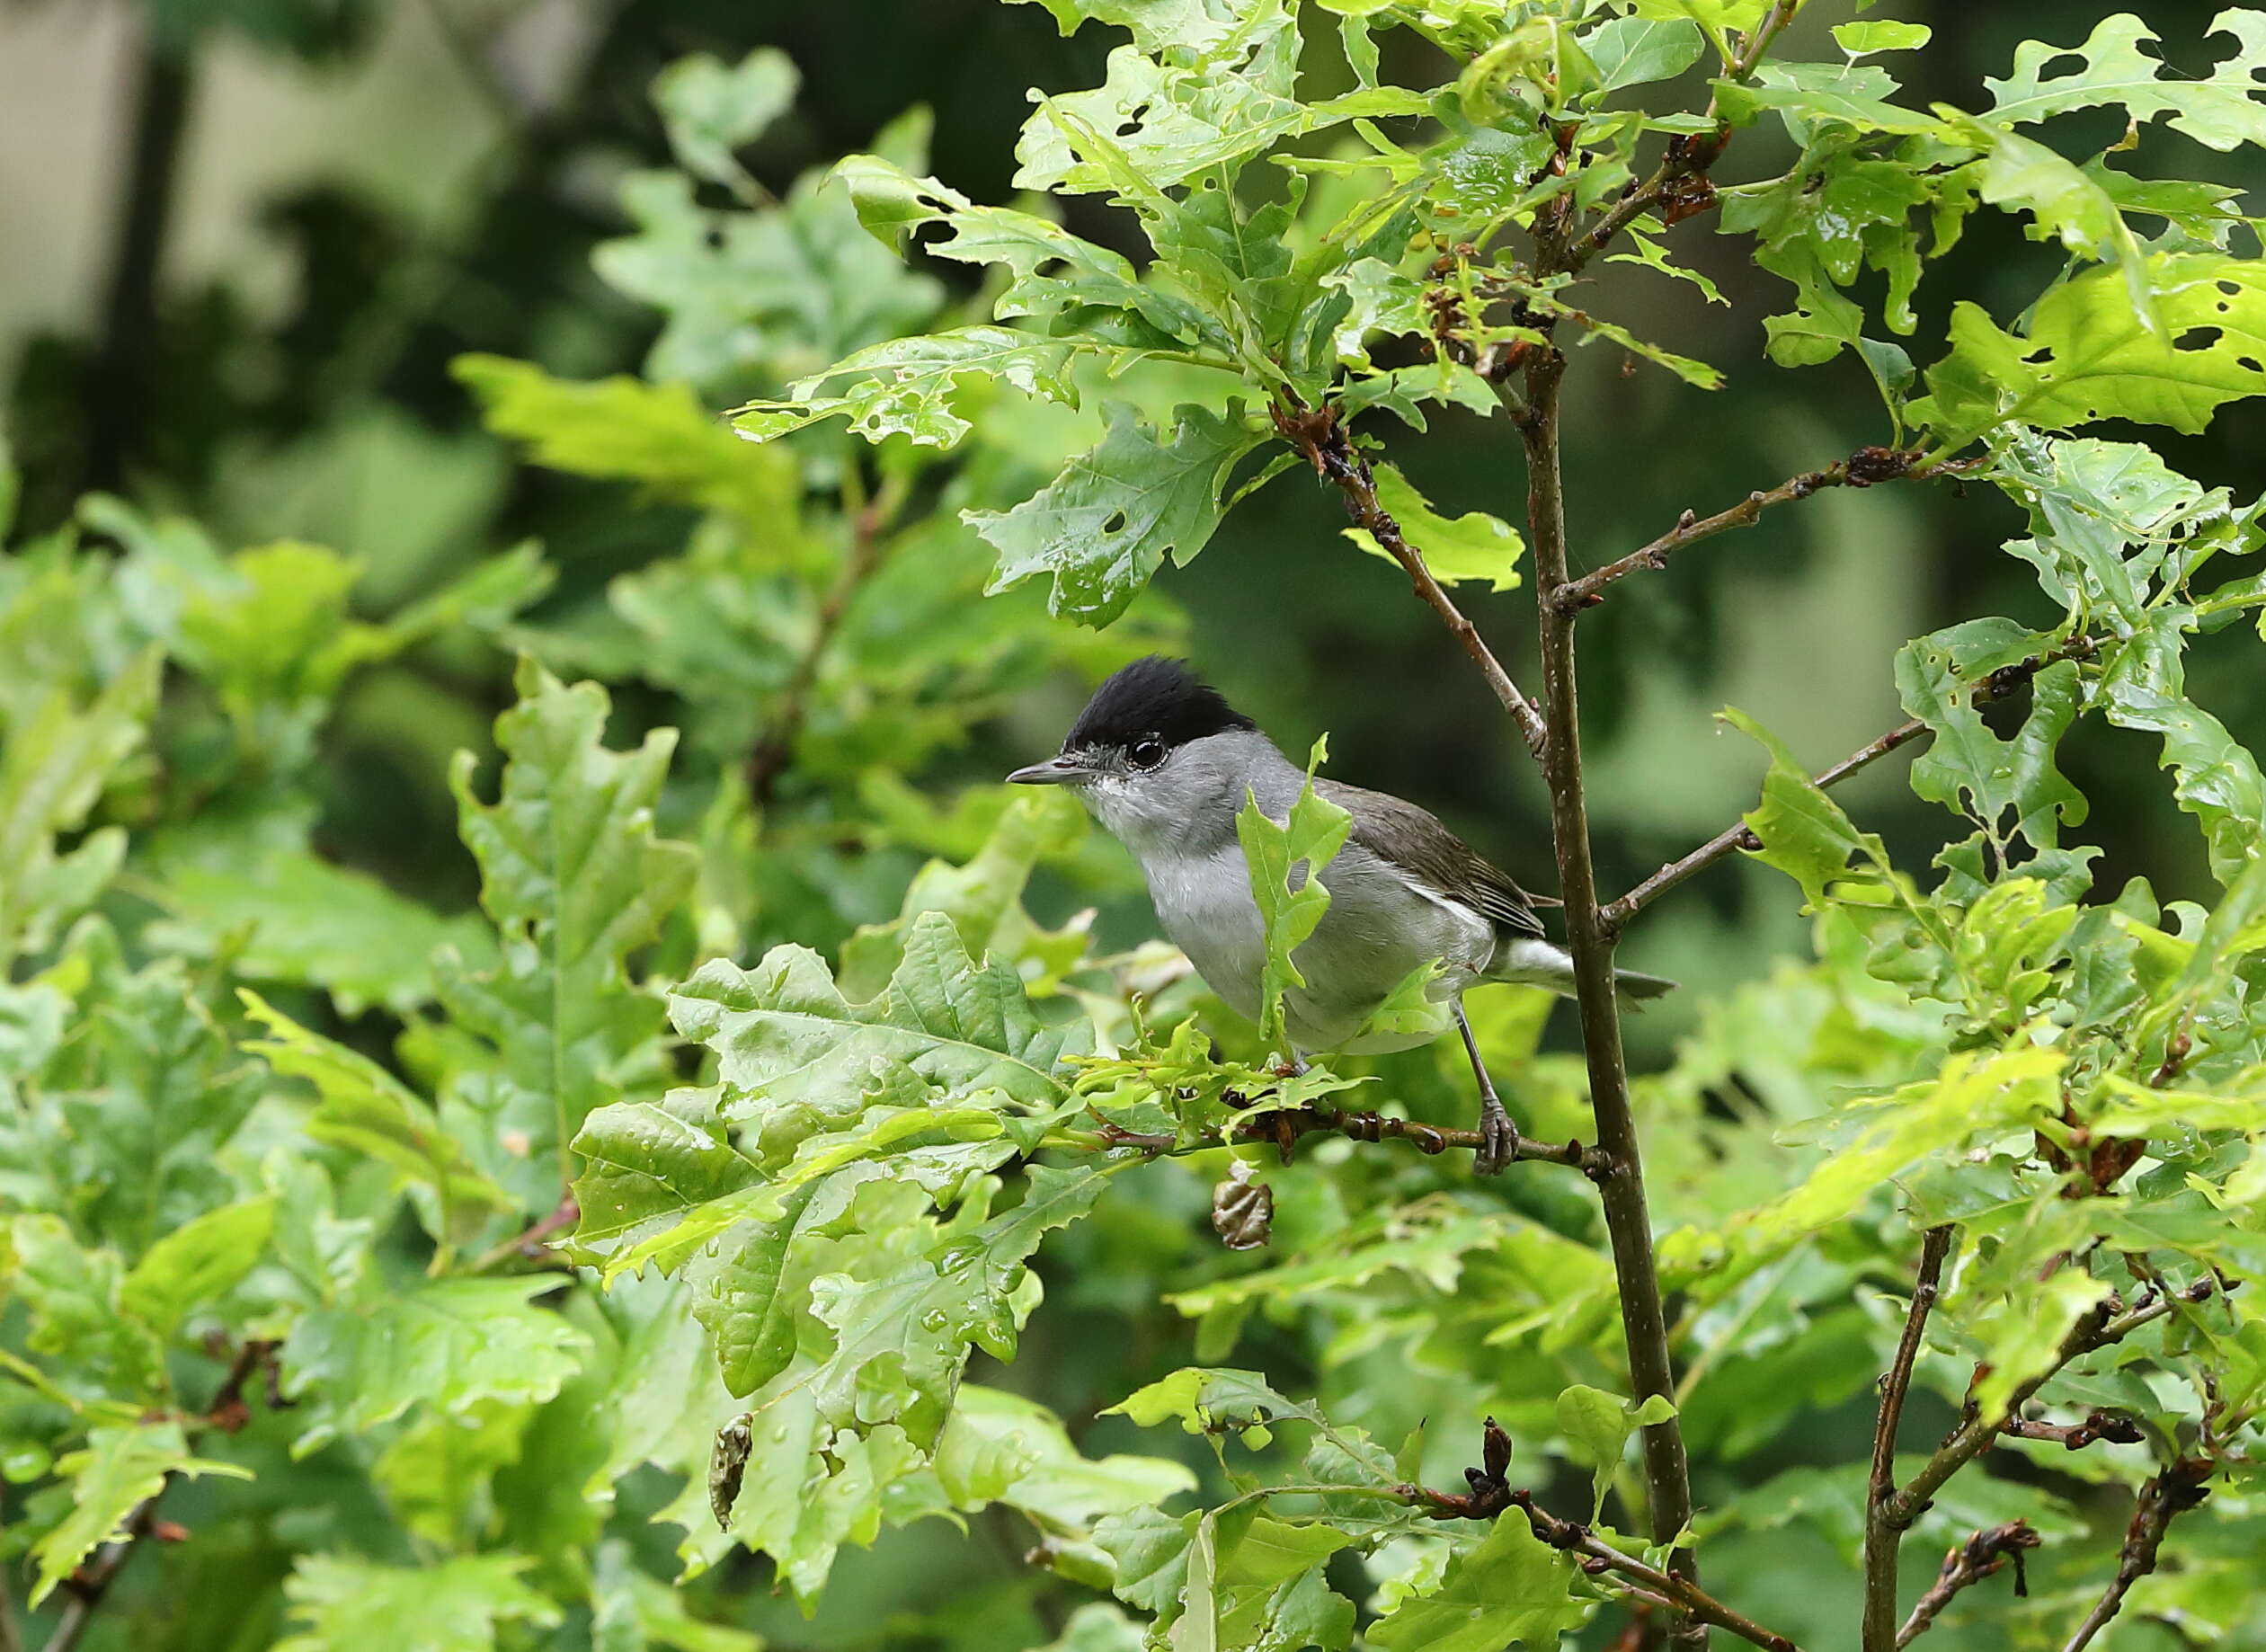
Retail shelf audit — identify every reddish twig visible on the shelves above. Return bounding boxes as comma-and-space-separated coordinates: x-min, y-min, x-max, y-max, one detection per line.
204, 1337, 280, 1434
1274, 398, 1550, 758
1553, 449, 1975, 614
1604, 637, 2102, 934
1896, 1521, 2041, 1648
1882, 1275, 2224, 1536
472, 1195, 581, 1273
2060, 1459, 2212, 1652
1400, 1423, 1801, 1652
1091, 1105, 1609, 1176
1863, 1227, 1956, 1652
2000, 1410, 2146, 1452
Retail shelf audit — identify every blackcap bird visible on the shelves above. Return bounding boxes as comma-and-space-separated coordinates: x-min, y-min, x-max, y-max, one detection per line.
1009, 656, 1673, 1173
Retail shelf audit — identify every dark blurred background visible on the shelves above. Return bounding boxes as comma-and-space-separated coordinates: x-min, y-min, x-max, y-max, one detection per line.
7, 0, 2263, 1059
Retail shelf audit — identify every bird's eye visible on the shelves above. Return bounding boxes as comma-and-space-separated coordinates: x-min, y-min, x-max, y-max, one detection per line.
1128, 736, 1167, 770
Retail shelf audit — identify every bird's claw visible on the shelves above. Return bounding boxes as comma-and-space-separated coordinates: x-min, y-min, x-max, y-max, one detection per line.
1475, 1097, 1519, 1177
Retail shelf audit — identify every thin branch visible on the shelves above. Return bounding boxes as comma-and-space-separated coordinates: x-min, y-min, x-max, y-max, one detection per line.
747, 496, 895, 807
1553, 449, 1974, 614
1516, 1493, 1799, 1652
1561, 0, 1799, 275
1863, 1229, 1956, 1652
1604, 636, 2102, 934
1896, 1521, 2040, 1648
1999, 1410, 2145, 1452
1515, 349, 1700, 1642
470, 1195, 581, 1274
1273, 400, 1550, 758
1401, 1466, 1801, 1652
40, 1492, 168, 1652
1881, 1275, 2224, 1534
2060, 1459, 2212, 1652
1605, 718, 1925, 934
1083, 1103, 1610, 1175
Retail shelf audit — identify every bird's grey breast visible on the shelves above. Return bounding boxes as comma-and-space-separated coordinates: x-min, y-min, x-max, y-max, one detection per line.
1144, 846, 1267, 1025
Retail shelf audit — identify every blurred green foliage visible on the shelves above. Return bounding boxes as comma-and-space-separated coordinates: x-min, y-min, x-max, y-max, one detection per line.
6, 2, 2266, 1650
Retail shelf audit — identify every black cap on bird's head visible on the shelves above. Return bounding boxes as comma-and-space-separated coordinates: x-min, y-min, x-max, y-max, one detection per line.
1007, 656, 1255, 785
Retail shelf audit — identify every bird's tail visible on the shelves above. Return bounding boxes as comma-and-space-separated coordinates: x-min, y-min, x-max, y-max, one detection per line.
1488, 939, 1678, 1008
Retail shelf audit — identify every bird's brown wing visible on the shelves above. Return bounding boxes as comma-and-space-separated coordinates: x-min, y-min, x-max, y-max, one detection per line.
1314, 778, 1548, 941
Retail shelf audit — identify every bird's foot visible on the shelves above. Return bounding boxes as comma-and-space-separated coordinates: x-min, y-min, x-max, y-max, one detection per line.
1474, 1096, 1520, 1177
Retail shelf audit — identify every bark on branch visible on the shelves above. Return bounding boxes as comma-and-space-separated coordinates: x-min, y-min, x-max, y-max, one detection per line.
1895, 1521, 2040, 1648
1399, 1422, 1801, 1652
1863, 1229, 1956, 1652
1087, 1103, 1611, 1176
2059, 1458, 2212, 1652
1882, 1275, 2224, 1536
1516, 347, 1701, 1639
1273, 399, 1550, 758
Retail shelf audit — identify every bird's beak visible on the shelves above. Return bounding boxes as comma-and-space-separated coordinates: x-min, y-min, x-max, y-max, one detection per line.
1006, 755, 1086, 786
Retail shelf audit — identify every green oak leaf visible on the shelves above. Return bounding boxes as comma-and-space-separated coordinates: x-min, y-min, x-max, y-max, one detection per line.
440, 660, 699, 1204
652, 48, 798, 189
970, 403, 1263, 627
274, 1554, 563, 1652
29, 1422, 250, 1607
672, 909, 1086, 1160
1235, 739, 1352, 1053
1367, 1507, 1592, 1651
280, 1275, 590, 1454
1343, 464, 1525, 591
0, 647, 160, 960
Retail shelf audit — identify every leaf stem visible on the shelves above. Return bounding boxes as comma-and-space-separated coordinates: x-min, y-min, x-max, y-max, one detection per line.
1862, 1226, 1956, 1652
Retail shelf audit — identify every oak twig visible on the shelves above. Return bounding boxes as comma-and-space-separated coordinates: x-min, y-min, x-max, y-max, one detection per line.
1564, 0, 1799, 274
1554, 449, 1973, 613
1400, 1421, 1800, 1652
1863, 1229, 1956, 1652
1604, 637, 2101, 934
1088, 1104, 1610, 1176
1896, 1521, 2040, 1648
41, 1495, 168, 1652
472, 1195, 582, 1273
1273, 399, 1550, 758
1881, 1275, 2224, 1537
2060, 1459, 2211, 1652
1999, 1410, 2145, 1452
747, 495, 894, 807
1516, 349, 1700, 1643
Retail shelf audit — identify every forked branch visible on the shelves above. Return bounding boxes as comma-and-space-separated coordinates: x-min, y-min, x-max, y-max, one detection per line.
1400, 1421, 1801, 1652
1862, 1227, 1955, 1652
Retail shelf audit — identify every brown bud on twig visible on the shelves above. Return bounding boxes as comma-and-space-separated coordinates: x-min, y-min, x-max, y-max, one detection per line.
1212, 1159, 1274, 1250
710, 1413, 754, 1531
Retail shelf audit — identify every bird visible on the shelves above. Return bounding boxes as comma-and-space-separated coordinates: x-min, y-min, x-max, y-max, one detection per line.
1007, 655, 1673, 1173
